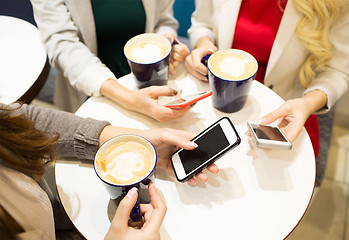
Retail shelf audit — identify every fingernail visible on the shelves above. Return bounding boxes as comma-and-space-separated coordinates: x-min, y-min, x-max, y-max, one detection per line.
126, 187, 138, 198
188, 179, 196, 185
187, 141, 198, 148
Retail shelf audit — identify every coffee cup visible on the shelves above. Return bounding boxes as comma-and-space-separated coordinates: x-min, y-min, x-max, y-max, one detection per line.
124, 33, 172, 88
207, 49, 258, 113
94, 134, 157, 222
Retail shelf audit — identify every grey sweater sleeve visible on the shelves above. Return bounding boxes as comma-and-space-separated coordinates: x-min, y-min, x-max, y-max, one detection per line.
12, 104, 110, 160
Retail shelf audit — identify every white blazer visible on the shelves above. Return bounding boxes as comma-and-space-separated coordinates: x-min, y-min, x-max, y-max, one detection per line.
31, 0, 178, 112
188, 0, 349, 113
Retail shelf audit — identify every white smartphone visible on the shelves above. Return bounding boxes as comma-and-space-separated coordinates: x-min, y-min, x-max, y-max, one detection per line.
171, 117, 241, 182
247, 122, 292, 150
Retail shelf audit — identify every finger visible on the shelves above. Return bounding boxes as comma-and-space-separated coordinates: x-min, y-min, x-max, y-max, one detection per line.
258, 104, 289, 125
187, 178, 197, 185
206, 163, 219, 174
172, 45, 190, 62
158, 129, 198, 150
143, 182, 167, 232
164, 31, 175, 43
112, 187, 138, 228
194, 171, 208, 182
169, 63, 176, 75
185, 60, 208, 81
146, 85, 178, 97
140, 203, 152, 215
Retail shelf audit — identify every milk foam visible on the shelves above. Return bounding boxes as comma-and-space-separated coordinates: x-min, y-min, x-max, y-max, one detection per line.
219, 57, 245, 77
98, 141, 152, 185
131, 44, 162, 63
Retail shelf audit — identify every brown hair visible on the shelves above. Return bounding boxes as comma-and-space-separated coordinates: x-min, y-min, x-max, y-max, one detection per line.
0, 103, 59, 237
0, 104, 59, 180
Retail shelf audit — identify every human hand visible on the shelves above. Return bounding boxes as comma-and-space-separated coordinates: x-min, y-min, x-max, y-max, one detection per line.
139, 128, 220, 185
105, 182, 166, 240
185, 45, 217, 82
257, 98, 313, 142
129, 85, 191, 122
164, 32, 190, 74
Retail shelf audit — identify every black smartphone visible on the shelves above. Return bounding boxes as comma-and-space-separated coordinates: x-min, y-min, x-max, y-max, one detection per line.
247, 122, 292, 150
171, 117, 241, 182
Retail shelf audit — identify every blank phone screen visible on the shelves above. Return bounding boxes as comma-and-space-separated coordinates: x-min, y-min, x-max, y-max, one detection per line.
179, 124, 229, 175
252, 125, 287, 142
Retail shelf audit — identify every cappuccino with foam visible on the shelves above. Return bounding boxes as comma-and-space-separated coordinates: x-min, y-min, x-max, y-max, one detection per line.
208, 49, 257, 81
95, 135, 156, 186
124, 33, 171, 64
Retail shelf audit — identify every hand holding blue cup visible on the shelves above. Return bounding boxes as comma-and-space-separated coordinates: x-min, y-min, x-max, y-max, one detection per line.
94, 135, 157, 222
206, 49, 258, 113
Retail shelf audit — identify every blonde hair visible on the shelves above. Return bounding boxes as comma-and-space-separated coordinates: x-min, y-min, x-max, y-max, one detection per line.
294, 0, 349, 88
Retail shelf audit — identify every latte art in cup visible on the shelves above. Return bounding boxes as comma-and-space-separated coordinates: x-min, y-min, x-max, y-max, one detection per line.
208, 50, 257, 81
124, 35, 170, 64
128, 42, 168, 63
96, 140, 154, 185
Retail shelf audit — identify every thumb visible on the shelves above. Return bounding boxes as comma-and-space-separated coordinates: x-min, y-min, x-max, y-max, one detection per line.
111, 187, 138, 227
148, 85, 178, 97
164, 31, 175, 43
258, 105, 287, 125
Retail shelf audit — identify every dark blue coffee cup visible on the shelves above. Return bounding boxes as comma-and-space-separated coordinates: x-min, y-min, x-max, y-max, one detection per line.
124, 33, 172, 89
94, 135, 157, 222
207, 49, 258, 113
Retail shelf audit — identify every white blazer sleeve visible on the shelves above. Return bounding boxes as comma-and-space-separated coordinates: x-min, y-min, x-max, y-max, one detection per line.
31, 0, 115, 97
155, 0, 179, 36
304, 13, 349, 113
187, 0, 216, 48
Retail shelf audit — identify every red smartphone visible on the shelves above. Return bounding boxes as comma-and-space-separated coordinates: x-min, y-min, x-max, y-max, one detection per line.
160, 91, 212, 109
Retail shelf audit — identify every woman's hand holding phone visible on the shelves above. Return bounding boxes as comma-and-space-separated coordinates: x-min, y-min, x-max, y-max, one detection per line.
171, 117, 241, 183
158, 91, 212, 109
137, 128, 220, 185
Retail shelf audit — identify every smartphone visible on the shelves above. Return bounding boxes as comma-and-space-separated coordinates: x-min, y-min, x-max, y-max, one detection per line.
247, 122, 292, 150
171, 117, 241, 182
159, 91, 212, 109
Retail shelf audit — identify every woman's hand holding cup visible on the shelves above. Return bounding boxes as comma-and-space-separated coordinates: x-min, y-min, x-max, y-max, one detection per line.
185, 37, 217, 81
164, 31, 190, 74
105, 182, 166, 240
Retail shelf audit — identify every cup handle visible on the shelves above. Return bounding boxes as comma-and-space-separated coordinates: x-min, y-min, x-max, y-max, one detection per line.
172, 39, 179, 45
125, 186, 143, 222
201, 54, 211, 67
130, 197, 142, 222
201, 54, 211, 79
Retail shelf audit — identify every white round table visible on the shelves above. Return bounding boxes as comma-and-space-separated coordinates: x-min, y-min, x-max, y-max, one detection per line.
56, 68, 315, 240
0, 15, 48, 104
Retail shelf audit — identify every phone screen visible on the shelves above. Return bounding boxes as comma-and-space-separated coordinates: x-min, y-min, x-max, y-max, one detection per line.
252, 125, 287, 142
179, 124, 229, 175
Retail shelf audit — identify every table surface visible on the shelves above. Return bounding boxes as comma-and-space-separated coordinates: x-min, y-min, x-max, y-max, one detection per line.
56, 67, 315, 240
0, 15, 46, 104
